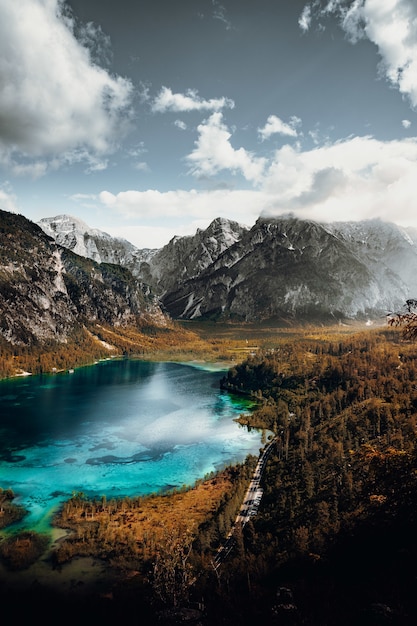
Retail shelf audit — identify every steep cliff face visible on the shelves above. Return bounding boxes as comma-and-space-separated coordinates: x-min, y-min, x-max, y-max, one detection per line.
139, 217, 248, 294
38, 214, 155, 274
0, 210, 164, 346
161, 216, 408, 321
33, 211, 417, 324
327, 219, 417, 298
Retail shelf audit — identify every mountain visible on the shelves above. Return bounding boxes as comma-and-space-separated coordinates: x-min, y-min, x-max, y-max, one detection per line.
139, 216, 248, 295
161, 215, 412, 322
0, 210, 164, 346
37, 212, 417, 323
37, 214, 155, 275
327, 219, 417, 298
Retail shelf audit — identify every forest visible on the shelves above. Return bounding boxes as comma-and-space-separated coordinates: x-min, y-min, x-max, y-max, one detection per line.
0, 318, 228, 379
1, 324, 417, 624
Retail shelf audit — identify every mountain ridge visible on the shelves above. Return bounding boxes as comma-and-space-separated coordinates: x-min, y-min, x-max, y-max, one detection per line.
36, 211, 417, 322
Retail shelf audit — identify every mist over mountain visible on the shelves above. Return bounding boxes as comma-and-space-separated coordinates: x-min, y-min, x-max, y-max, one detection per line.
37, 211, 417, 323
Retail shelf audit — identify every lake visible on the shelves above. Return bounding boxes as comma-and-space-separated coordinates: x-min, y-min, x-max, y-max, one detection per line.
0, 359, 262, 532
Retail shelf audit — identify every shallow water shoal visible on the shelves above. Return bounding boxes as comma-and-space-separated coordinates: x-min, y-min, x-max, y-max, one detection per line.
0, 359, 261, 532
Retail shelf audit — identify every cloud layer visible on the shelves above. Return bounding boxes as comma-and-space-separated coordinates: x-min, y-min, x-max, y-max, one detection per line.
0, 0, 133, 174
97, 114, 417, 246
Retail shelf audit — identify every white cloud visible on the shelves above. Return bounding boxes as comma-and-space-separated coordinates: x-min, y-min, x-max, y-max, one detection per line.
186, 113, 267, 182
104, 224, 185, 249
261, 134, 417, 226
98, 128, 417, 244
402, 119, 411, 128
0, 0, 133, 173
0, 187, 19, 213
151, 87, 235, 113
258, 115, 302, 140
175, 120, 188, 130
305, 0, 417, 107
299, 4, 313, 32
99, 188, 264, 219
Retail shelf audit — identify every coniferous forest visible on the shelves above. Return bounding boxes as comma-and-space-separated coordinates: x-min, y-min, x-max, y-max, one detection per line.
1, 325, 417, 625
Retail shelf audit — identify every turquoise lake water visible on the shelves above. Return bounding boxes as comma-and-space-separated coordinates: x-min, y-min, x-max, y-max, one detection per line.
0, 359, 261, 532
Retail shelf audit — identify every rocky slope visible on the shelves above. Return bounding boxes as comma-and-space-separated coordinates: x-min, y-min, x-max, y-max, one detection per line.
139, 216, 248, 294
37, 211, 417, 323
162, 215, 404, 321
327, 219, 417, 298
0, 210, 164, 346
38, 214, 155, 275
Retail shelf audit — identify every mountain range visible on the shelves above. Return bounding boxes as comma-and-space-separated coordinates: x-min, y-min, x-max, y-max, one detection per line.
38, 212, 417, 323
1, 207, 415, 350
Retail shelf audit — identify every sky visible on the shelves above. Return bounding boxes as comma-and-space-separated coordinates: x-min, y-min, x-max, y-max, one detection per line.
0, 0, 417, 249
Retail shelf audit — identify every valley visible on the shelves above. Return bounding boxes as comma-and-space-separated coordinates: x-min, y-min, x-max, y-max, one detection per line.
2, 321, 417, 625
1, 208, 417, 624
2, 0, 417, 623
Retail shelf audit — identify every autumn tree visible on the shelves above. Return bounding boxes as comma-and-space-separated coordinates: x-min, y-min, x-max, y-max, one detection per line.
388, 298, 417, 339
151, 524, 197, 609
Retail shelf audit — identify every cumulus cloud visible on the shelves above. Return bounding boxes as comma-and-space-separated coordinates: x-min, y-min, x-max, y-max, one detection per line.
175, 127, 417, 229
98, 130, 417, 245
0, 0, 133, 173
261, 134, 417, 226
402, 119, 412, 128
303, 0, 417, 107
151, 87, 235, 113
186, 112, 267, 182
258, 115, 302, 140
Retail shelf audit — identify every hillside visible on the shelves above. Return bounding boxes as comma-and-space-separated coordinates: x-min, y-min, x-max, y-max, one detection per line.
0, 210, 211, 377
162, 216, 411, 321
38, 213, 155, 273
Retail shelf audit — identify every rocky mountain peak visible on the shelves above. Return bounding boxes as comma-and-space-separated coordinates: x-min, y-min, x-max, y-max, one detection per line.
138, 217, 248, 294
0, 210, 165, 346
37, 214, 155, 272
33, 210, 417, 324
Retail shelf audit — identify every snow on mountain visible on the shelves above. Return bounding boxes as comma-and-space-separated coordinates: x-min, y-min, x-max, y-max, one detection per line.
327, 219, 417, 301
37, 214, 155, 272
37, 212, 417, 323
1, 210, 166, 346
162, 216, 414, 322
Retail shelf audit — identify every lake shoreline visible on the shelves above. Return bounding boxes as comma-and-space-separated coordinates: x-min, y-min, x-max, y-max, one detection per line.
0, 360, 261, 579
0, 460, 257, 605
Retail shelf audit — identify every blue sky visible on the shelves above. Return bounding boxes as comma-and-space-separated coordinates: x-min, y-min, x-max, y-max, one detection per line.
0, 0, 417, 248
